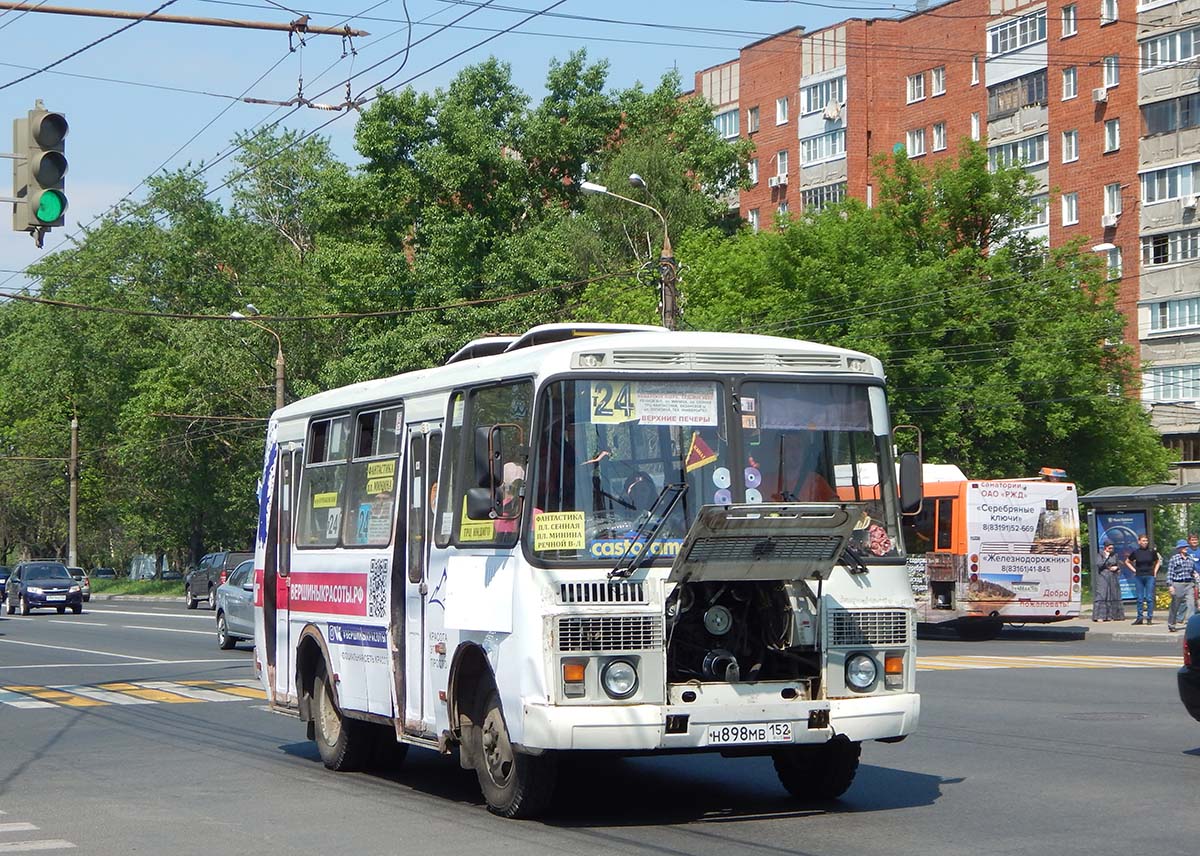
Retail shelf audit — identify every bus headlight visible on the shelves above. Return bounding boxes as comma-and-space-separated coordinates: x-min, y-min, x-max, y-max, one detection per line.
601, 659, 638, 699
845, 654, 878, 691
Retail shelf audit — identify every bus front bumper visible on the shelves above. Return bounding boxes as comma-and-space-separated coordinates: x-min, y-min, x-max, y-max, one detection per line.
519, 692, 920, 752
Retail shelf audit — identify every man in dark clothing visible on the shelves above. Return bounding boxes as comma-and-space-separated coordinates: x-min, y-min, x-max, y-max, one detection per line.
1124, 534, 1161, 625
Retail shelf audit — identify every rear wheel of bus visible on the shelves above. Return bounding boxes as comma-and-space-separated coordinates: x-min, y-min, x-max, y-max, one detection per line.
470, 687, 556, 818
772, 738, 861, 801
313, 664, 371, 772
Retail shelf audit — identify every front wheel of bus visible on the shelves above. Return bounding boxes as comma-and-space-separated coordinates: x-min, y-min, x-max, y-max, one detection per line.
313, 666, 370, 772
772, 738, 861, 801
473, 688, 556, 819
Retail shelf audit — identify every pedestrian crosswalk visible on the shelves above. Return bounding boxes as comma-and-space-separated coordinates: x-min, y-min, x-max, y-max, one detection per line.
0, 679, 264, 709
0, 810, 75, 852
917, 654, 1179, 671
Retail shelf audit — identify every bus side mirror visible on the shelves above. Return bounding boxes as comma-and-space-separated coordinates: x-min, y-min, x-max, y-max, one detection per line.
466, 487, 494, 520
473, 426, 501, 488
899, 452, 923, 516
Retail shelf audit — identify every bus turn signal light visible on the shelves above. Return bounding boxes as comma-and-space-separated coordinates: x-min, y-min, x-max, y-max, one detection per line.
884, 654, 904, 689
563, 661, 587, 697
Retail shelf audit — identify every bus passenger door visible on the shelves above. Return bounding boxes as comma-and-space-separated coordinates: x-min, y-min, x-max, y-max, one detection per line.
396, 424, 441, 736
265, 447, 298, 705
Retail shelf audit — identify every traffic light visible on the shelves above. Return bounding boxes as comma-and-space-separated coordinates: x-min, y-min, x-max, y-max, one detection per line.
11, 102, 68, 235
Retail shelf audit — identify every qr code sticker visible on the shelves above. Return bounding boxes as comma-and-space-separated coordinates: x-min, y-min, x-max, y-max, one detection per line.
368, 557, 388, 618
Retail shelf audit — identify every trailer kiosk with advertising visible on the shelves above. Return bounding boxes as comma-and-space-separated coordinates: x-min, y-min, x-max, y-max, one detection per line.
1079, 483, 1200, 600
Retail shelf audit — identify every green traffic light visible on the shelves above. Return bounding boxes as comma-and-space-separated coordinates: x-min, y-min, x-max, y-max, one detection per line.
35, 190, 66, 224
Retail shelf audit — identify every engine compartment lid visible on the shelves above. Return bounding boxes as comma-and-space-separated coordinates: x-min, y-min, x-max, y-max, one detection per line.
666, 503, 859, 584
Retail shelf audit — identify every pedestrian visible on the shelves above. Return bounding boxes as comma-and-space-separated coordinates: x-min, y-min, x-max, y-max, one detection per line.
1168, 535, 1200, 632
1092, 541, 1125, 622
1123, 534, 1161, 626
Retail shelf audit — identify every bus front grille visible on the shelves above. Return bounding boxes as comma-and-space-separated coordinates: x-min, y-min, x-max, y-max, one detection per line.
558, 581, 647, 605
684, 534, 843, 563
826, 610, 910, 647
557, 615, 663, 652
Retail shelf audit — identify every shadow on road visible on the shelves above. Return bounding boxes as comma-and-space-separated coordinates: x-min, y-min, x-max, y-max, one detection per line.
918, 624, 1086, 643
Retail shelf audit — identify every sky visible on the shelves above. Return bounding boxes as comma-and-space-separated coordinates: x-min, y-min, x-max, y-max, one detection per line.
0, 0, 925, 291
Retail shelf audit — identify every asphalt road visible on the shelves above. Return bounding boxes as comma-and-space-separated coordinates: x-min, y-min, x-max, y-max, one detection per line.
1, 602, 1197, 854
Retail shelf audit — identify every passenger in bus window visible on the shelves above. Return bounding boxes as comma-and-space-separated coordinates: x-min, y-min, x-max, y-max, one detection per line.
494, 462, 524, 535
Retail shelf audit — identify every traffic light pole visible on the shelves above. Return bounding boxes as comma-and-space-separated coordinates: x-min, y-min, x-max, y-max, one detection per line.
69, 416, 78, 568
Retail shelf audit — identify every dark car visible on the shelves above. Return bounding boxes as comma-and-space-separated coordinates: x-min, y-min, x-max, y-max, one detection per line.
5, 561, 83, 615
1179, 613, 1200, 722
91, 567, 117, 580
185, 551, 251, 610
0, 566, 9, 590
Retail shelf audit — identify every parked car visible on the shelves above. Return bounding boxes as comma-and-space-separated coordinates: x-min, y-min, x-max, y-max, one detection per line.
0, 566, 9, 591
91, 567, 117, 580
66, 566, 91, 602
185, 551, 251, 610
1180, 613, 1200, 722
214, 559, 255, 650
5, 561, 83, 615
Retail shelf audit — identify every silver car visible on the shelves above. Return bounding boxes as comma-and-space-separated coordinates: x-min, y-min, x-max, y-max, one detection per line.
67, 567, 91, 602
214, 560, 255, 650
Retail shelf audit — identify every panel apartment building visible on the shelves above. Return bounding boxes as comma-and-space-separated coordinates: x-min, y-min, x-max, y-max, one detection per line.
692, 0, 1200, 467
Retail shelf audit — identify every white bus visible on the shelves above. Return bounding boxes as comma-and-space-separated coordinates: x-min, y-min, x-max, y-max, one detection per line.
252, 324, 921, 817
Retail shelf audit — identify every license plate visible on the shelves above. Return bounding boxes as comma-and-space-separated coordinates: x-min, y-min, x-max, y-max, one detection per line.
47, 595, 66, 602
706, 722, 793, 746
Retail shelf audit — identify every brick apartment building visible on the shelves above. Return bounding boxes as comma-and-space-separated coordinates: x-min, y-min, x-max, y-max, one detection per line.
692, 0, 1200, 474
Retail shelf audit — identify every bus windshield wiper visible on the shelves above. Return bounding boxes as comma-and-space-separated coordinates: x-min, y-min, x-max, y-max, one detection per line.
609, 483, 689, 579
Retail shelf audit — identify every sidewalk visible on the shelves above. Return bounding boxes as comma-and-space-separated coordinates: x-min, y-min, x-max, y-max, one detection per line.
1008, 613, 1188, 643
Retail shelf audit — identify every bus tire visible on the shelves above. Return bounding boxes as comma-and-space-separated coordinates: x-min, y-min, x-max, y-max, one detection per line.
471, 687, 556, 819
772, 738, 861, 801
955, 617, 1003, 641
313, 665, 370, 772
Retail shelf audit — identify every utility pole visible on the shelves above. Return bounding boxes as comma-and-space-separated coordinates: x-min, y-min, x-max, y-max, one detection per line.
69, 415, 78, 567
657, 232, 679, 331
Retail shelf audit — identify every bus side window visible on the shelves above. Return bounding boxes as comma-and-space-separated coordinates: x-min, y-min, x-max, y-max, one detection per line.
296, 414, 350, 547
935, 498, 954, 551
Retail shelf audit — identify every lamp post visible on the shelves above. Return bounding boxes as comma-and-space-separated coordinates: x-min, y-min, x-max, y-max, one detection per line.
580, 174, 678, 330
231, 305, 285, 411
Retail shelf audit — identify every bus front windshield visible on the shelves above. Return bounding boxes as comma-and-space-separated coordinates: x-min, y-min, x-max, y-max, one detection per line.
528, 378, 902, 565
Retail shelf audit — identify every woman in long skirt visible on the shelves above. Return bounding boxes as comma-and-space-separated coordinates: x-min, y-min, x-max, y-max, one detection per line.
1092, 542, 1126, 621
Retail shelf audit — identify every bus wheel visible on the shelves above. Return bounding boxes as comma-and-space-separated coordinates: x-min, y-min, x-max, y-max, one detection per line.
472, 688, 556, 818
955, 617, 1003, 641
313, 665, 370, 772
772, 738, 861, 801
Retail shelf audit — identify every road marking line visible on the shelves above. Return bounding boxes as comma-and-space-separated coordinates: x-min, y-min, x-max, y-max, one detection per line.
123, 624, 213, 636
177, 680, 266, 699
0, 689, 56, 709
1, 687, 105, 708
136, 681, 241, 702
0, 638, 159, 662
44, 620, 107, 627
95, 683, 198, 703
53, 685, 154, 705
0, 823, 38, 833
0, 840, 76, 852
83, 608, 206, 621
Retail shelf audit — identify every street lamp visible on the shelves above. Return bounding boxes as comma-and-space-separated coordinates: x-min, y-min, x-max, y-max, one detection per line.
580, 174, 679, 330
231, 305, 285, 411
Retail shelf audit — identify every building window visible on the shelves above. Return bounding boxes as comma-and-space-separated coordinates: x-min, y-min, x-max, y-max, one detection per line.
1062, 130, 1078, 162
801, 182, 847, 212
932, 66, 946, 96
802, 76, 846, 115
988, 133, 1048, 170
1103, 55, 1120, 88
1142, 162, 1200, 204
1104, 246, 1123, 280
800, 129, 846, 165
1144, 365, 1200, 401
1104, 118, 1121, 152
1105, 182, 1123, 216
1062, 67, 1077, 100
748, 208, 760, 232
988, 9, 1047, 56
748, 158, 758, 185
933, 122, 947, 151
1145, 93, 1200, 135
1143, 229, 1200, 267
1141, 26, 1200, 71
972, 55, 979, 85
1062, 191, 1079, 225
778, 201, 789, 216
1024, 194, 1050, 229
907, 73, 925, 104
907, 128, 927, 157
776, 149, 789, 178
776, 96, 789, 125
713, 108, 739, 140
1100, 0, 1117, 26
988, 70, 1047, 119
971, 112, 980, 141
1062, 4, 1077, 37
1151, 296, 1200, 331
747, 106, 760, 134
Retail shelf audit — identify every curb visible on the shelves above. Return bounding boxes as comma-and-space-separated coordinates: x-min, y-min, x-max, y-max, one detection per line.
90, 594, 184, 602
